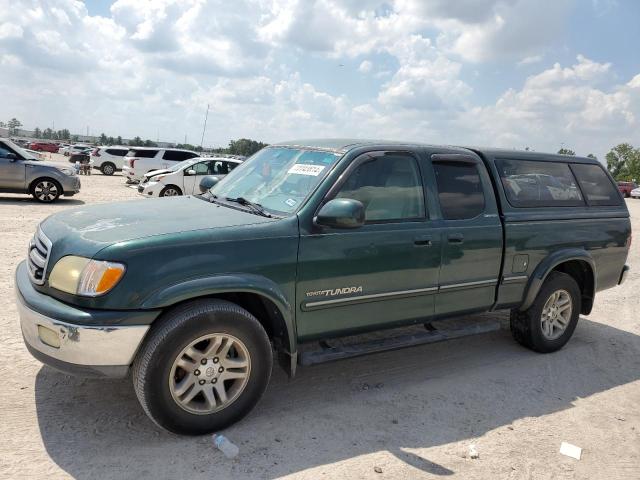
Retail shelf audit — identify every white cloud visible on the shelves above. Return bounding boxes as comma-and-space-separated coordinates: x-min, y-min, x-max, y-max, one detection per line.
358, 60, 373, 73
0, 0, 637, 161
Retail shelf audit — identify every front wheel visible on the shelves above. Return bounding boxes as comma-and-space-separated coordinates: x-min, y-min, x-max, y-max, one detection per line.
160, 185, 182, 197
31, 178, 62, 203
132, 299, 273, 435
510, 271, 581, 353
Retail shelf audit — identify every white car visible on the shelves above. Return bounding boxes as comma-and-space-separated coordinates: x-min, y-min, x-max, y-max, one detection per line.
62, 144, 91, 156
631, 187, 640, 199
137, 157, 242, 197
90, 146, 129, 175
122, 147, 199, 183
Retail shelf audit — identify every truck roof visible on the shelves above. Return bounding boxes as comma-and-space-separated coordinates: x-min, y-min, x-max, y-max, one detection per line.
273, 139, 600, 164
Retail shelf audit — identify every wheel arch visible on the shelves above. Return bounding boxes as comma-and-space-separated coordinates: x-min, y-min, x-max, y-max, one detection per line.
141, 274, 297, 376
520, 249, 596, 315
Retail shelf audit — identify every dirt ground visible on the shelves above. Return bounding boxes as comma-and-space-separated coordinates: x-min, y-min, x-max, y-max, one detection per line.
0, 153, 638, 479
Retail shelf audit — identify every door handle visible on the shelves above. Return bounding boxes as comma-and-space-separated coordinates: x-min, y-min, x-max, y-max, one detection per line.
447, 233, 464, 244
414, 235, 432, 246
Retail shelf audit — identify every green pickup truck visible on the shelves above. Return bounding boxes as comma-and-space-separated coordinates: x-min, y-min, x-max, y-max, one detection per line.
16, 139, 631, 435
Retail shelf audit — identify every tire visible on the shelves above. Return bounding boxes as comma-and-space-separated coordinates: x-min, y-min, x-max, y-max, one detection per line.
31, 178, 62, 203
160, 185, 182, 197
132, 299, 273, 435
101, 162, 116, 175
511, 272, 581, 353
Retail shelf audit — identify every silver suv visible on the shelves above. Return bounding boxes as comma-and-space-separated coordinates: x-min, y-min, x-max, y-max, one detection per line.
0, 139, 81, 202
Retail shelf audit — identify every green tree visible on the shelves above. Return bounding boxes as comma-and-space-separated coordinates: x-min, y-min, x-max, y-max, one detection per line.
7, 118, 22, 135
42, 128, 53, 139
71, 135, 79, 142
587, 153, 596, 159
606, 143, 640, 181
557, 147, 576, 156
99, 133, 108, 145
60, 129, 71, 140
116, 136, 123, 145
34, 127, 42, 138
228, 138, 268, 157
129, 136, 143, 146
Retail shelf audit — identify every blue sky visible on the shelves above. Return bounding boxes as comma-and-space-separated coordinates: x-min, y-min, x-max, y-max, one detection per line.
1, 0, 639, 158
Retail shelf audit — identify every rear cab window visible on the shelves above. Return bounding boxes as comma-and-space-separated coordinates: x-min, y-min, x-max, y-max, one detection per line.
432, 161, 485, 220
496, 159, 584, 207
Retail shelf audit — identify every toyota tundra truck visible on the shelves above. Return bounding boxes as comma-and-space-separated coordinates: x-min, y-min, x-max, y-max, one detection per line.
15, 140, 631, 435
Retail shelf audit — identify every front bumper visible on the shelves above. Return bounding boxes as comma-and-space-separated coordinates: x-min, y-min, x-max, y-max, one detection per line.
61, 175, 81, 196
15, 261, 152, 377
619, 264, 630, 285
137, 181, 161, 197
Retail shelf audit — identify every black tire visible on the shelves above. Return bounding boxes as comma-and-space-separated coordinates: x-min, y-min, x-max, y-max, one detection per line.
132, 299, 273, 435
511, 271, 581, 353
160, 185, 182, 197
31, 178, 62, 203
101, 162, 116, 175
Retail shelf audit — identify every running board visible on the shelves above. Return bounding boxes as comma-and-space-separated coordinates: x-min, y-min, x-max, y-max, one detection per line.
298, 319, 501, 366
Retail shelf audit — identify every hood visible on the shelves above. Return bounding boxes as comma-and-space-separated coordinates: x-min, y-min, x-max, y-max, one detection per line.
143, 168, 172, 180
40, 196, 277, 258
24, 160, 64, 168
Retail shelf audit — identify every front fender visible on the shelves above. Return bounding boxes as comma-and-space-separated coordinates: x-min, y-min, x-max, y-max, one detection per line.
140, 273, 296, 355
520, 248, 596, 312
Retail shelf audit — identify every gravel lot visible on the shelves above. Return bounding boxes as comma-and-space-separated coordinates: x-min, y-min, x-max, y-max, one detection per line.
1, 153, 638, 479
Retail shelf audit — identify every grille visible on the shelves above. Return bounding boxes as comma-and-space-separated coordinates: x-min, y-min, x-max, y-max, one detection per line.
27, 227, 52, 285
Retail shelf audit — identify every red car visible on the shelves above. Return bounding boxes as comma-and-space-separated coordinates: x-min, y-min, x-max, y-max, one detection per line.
617, 181, 638, 197
29, 142, 59, 153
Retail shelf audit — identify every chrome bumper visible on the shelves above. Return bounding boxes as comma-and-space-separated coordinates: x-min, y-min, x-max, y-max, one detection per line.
18, 292, 149, 377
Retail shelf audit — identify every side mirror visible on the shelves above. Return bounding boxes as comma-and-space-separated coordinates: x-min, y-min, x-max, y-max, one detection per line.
186, 169, 196, 176
199, 175, 220, 193
315, 198, 365, 229
6, 153, 18, 161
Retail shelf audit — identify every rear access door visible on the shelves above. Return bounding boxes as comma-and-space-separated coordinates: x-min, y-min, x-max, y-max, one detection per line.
424, 151, 503, 316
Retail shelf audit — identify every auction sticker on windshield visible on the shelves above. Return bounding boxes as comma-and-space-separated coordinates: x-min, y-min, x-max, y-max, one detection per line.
288, 164, 325, 176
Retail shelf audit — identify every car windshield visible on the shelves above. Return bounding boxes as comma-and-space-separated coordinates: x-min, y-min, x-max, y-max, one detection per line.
210, 147, 341, 215
4, 139, 38, 160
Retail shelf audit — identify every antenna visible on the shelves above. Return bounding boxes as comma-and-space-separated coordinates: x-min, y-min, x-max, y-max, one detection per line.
200, 103, 209, 149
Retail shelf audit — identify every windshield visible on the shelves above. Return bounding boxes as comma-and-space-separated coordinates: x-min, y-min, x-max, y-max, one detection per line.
3, 139, 38, 160
211, 147, 341, 214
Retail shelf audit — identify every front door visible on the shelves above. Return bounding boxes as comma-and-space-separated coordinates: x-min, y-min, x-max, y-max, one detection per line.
426, 153, 503, 316
0, 144, 26, 191
296, 150, 442, 341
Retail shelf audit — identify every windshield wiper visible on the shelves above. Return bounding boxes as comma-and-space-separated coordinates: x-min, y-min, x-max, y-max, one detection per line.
224, 197, 272, 217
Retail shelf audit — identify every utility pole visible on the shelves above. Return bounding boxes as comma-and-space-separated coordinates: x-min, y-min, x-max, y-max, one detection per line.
200, 103, 209, 149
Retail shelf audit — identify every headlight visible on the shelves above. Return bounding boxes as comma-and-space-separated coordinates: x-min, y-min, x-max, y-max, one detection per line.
154, 174, 167, 182
49, 256, 126, 296
58, 167, 75, 176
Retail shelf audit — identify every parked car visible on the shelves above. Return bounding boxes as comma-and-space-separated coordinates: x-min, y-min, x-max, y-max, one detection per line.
90, 146, 129, 175
28, 142, 59, 153
617, 181, 638, 197
137, 157, 242, 197
0, 138, 80, 202
122, 147, 199, 183
15, 140, 630, 435
630, 186, 640, 198
62, 145, 91, 157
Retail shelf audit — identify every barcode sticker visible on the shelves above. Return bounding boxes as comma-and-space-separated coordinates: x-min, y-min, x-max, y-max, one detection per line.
288, 164, 325, 176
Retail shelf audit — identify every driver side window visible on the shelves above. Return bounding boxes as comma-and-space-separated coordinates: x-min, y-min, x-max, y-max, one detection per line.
0, 145, 14, 159
334, 153, 425, 223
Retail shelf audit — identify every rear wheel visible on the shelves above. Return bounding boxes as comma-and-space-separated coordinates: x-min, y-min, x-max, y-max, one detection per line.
101, 162, 116, 175
160, 185, 182, 197
510, 272, 581, 353
31, 178, 62, 203
132, 299, 272, 435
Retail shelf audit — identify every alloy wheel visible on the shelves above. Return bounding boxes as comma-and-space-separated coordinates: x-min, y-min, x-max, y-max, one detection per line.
169, 333, 251, 414
540, 289, 572, 340
34, 181, 59, 202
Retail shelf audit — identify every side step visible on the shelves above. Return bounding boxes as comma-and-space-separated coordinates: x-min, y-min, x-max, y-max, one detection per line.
298, 319, 501, 366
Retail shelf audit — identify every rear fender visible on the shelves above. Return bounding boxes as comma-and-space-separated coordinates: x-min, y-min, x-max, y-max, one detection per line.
520, 249, 596, 313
